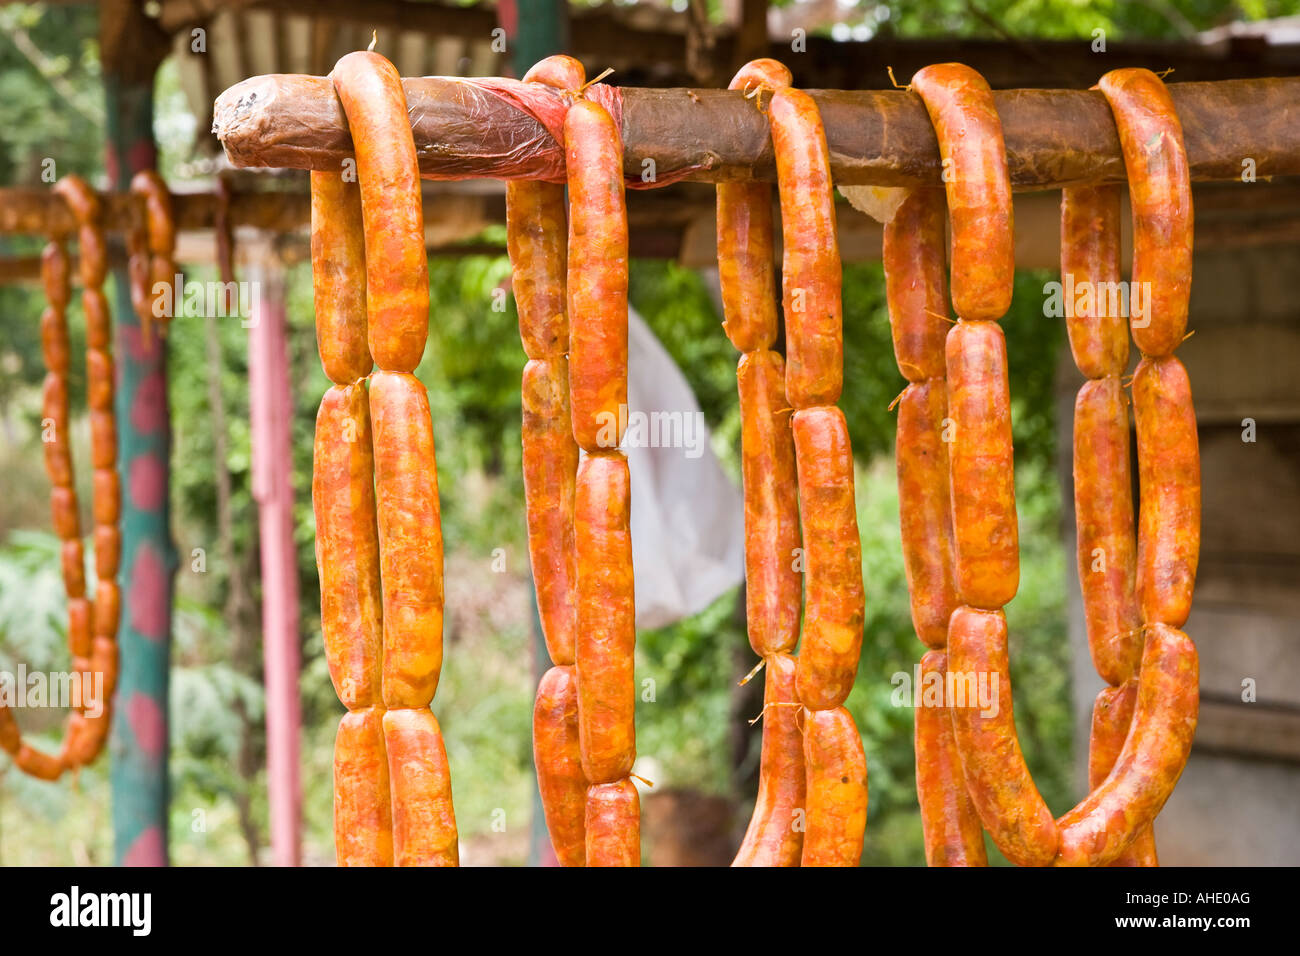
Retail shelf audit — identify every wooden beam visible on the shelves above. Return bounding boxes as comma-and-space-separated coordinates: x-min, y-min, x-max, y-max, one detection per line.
214, 74, 1300, 190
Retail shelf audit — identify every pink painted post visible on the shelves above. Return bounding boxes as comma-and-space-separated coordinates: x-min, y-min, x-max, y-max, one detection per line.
247, 253, 304, 867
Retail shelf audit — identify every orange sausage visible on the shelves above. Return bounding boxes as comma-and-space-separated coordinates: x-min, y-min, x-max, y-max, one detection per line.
1133, 356, 1200, 629
0, 706, 21, 755
945, 320, 1019, 609
93, 582, 120, 641
910, 64, 1015, 323
331, 52, 429, 373
51, 486, 80, 540
769, 88, 842, 409
1088, 681, 1158, 868
14, 744, 63, 781
41, 241, 71, 311
1074, 378, 1143, 684
565, 99, 629, 453
1061, 186, 1127, 379
1056, 624, 1197, 867
369, 371, 444, 709
1097, 69, 1193, 359
895, 381, 958, 648
40, 306, 70, 375
792, 406, 864, 711
313, 384, 384, 710
947, 605, 1059, 867
574, 453, 636, 784
533, 664, 587, 867
915, 650, 988, 866
86, 349, 113, 413
60, 539, 85, 598
83, 288, 111, 351
94, 526, 121, 580
800, 706, 868, 867
584, 779, 641, 867
334, 707, 394, 866
68, 598, 93, 658
93, 470, 120, 526
507, 182, 569, 359
521, 359, 579, 666
382, 707, 458, 866
736, 351, 801, 657
883, 188, 950, 382
310, 171, 373, 384
733, 652, 806, 867
90, 408, 115, 471
717, 60, 791, 354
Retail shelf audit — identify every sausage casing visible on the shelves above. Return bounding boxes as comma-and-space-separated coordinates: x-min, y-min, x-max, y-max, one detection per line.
800, 706, 868, 867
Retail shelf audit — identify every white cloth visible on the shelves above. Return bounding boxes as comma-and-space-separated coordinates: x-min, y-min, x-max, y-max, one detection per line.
623, 308, 745, 630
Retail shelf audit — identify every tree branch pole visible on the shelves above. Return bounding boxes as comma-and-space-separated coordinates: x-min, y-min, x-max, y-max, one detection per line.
213, 75, 1300, 189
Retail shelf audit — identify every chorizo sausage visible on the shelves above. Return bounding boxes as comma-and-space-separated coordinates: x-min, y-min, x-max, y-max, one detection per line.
947, 605, 1059, 867
565, 99, 629, 453
334, 707, 394, 866
1133, 356, 1200, 629
313, 384, 384, 710
792, 406, 864, 710
895, 381, 958, 648
736, 350, 801, 657
945, 319, 1019, 609
331, 51, 429, 373
910, 64, 1015, 323
1088, 681, 1158, 867
382, 707, 459, 867
368, 371, 444, 709
1073, 378, 1143, 684
768, 88, 843, 409
733, 652, 806, 867
574, 453, 636, 784
1097, 69, 1193, 359
533, 664, 587, 867
585, 779, 640, 867
310, 171, 372, 384
883, 188, 950, 382
1056, 624, 1197, 866
1060, 186, 1127, 379
507, 183, 569, 360
915, 650, 988, 866
800, 706, 868, 867
14, 745, 63, 781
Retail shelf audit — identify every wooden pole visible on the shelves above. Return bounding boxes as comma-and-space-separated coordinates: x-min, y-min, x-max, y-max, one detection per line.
246, 250, 303, 867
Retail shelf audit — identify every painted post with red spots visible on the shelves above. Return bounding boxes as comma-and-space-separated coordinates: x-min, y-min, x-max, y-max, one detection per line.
105, 71, 176, 868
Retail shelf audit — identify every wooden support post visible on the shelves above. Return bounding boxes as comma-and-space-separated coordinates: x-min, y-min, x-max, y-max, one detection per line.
246, 249, 303, 868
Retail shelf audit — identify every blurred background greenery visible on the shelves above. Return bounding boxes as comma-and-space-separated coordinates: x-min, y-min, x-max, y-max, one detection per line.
0, 0, 1283, 865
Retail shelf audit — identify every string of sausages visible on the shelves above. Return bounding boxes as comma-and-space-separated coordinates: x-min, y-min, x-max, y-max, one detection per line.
768, 73, 870, 867
506, 54, 588, 867
717, 59, 806, 868
311, 50, 458, 866
0, 175, 121, 780
565, 73, 641, 868
127, 171, 177, 345
908, 62, 1199, 867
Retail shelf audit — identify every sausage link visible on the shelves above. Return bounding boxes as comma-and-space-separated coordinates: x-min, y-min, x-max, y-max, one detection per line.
910, 64, 1015, 323
946, 320, 1019, 609
947, 605, 1060, 866
369, 371, 444, 709
1056, 624, 1197, 866
566, 100, 629, 452
1074, 378, 1143, 683
1061, 186, 1127, 378
0, 706, 20, 755
915, 650, 988, 866
521, 359, 579, 665
792, 406, 864, 710
521, 52, 585, 90
1133, 356, 1200, 629
42, 241, 71, 311
733, 652, 806, 867
313, 384, 384, 710
60, 539, 86, 599
14, 745, 63, 781
1097, 70, 1193, 359
40, 305, 70, 376
334, 707, 394, 866
83, 288, 111, 351
93, 581, 119, 641
769, 88, 842, 408
574, 453, 636, 784
331, 52, 429, 373
94, 526, 121, 581
90, 408, 116, 471
310, 171, 373, 384
1088, 682, 1158, 867
800, 706, 868, 867
585, 779, 641, 867
51, 486, 80, 540
736, 351, 801, 657
130, 171, 177, 336
68, 598, 93, 658
383, 708, 459, 866
883, 188, 950, 381
507, 182, 570, 359
896, 382, 958, 648
533, 664, 587, 867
